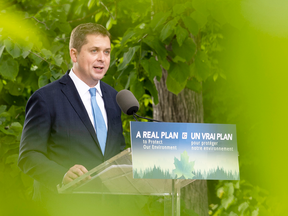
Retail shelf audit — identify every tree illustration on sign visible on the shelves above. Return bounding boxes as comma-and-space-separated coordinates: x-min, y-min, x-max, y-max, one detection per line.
173, 151, 195, 179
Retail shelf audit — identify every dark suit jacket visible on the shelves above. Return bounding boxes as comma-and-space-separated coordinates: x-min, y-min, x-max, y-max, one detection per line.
18, 71, 126, 200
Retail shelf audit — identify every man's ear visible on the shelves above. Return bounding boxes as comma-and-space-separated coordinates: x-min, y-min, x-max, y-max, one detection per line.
70, 48, 77, 63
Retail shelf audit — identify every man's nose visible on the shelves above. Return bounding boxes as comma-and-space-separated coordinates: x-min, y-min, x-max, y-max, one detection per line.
97, 51, 104, 61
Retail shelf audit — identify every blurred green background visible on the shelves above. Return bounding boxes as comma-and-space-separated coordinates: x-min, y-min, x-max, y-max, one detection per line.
1, 0, 287, 215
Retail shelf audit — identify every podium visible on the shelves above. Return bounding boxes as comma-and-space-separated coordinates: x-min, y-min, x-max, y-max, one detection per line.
58, 148, 194, 216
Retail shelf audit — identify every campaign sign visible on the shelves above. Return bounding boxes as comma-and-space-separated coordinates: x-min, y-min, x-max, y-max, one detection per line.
130, 121, 239, 180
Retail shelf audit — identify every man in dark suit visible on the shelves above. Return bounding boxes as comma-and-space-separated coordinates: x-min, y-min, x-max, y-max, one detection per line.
18, 23, 126, 208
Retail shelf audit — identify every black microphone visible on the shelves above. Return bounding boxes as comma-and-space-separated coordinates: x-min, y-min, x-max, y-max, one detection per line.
116, 90, 161, 122
116, 89, 139, 115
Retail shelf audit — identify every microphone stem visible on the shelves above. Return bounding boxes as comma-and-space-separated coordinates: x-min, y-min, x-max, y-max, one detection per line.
133, 114, 138, 121
133, 113, 162, 122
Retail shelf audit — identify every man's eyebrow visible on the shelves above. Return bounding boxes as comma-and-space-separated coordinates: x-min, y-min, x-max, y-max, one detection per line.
90, 46, 111, 50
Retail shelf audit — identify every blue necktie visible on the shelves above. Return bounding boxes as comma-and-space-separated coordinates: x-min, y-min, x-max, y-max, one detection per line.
89, 88, 107, 154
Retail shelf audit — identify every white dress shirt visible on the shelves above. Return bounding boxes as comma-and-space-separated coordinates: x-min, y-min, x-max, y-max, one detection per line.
69, 69, 108, 130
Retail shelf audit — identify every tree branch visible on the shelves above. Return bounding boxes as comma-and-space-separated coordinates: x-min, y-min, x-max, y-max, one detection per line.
100, 1, 115, 20
29, 51, 51, 65
24, 16, 49, 30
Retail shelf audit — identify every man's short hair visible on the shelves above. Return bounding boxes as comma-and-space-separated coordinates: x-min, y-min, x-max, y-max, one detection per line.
69, 23, 111, 52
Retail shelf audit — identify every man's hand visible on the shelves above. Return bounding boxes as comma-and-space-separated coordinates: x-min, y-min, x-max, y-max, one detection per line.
62, 164, 91, 185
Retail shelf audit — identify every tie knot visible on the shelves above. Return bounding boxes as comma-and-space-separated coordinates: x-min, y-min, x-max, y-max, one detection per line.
89, 88, 96, 96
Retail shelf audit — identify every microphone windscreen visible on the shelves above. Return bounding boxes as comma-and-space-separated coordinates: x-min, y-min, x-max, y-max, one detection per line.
116, 90, 139, 115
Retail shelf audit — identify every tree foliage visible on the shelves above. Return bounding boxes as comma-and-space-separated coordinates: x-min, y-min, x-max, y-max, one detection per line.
1, 0, 286, 215
209, 180, 273, 216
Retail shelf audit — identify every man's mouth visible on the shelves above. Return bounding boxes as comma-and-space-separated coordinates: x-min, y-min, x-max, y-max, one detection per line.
93, 66, 104, 69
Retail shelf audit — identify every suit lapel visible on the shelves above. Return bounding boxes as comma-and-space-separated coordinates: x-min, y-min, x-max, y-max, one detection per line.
59, 72, 102, 152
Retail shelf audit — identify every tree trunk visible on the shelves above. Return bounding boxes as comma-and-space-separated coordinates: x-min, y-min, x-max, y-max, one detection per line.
153, 69, 208, 216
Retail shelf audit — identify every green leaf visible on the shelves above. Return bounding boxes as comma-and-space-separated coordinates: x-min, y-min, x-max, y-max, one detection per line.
117, 64, 134, 80
88, 0, 96, 9
51, 43, 64, 54
22, 50, 30, 59
149, 11, 171, 31
130, 79, 144, 100
38, 75, 49, 88
95, 11, 103, 22
4, 39, 21, 58
186, 78, 202, 93
5, 154, 18, 164
30, 52, 43, 65
57, 22, 71, 33
0, 79, 3, 93
121, 29, 136, 46
160, 18, 179, 42
220, 72, 227, 80
182, 16, 199, 36
228, 212, 238, 216
0, 105, 6, 114
175, 25, 188, 47
252, 208, 259, 216
10, 163, 20, 177
106, 17, 113, 30
172, 55, 186, 63
41, 49, 53, 59
169, 62, 190, 83
54, 54, 63, 67
191, 51, 211, 81
106, 17, 117, 30
158, 56, 170, 70
166, 62, 189, 95
192, 0, 209, 18
140, 58, 162, 82
185, 1, 194, 10
10, 122, 22, 135
140, 59, 149, 75
50, 43, 64, 54
191, 11, 207, 29
51, 70, 62, 80
173, 4, 186, 16
143, 36, 170, 70
0, 134, 16, 145
118, 46, 140, 71
74, 5, 82, 15
62, 4, 71, 14
0, 112, 10, 124
144, 79, 159, 105
238, 202, 249, 214
172, 37, 196, 61
166, 75, 186, 95
0, 44, 5, 58
125, 70, 137, 89
6, 81, 24, 96
102, 73, 115, 87
213, 73, 218, 81
173, 151, 195, 179
0, 127, 15, 135
219, 182, 235, 209
0, 57, 19, 80
143, 36, 166, 58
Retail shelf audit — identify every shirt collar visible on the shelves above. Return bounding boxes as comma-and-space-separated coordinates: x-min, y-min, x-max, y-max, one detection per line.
69, 69, 103, 97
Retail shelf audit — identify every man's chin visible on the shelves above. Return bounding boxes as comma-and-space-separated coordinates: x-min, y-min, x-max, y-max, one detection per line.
91, 75, 105, 84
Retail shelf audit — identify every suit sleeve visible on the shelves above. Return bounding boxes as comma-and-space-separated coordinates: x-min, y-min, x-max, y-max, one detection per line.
18, 91, 67, 192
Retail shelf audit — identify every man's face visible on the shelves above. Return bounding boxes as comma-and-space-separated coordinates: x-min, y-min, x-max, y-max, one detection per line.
70, 34, 111, 87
